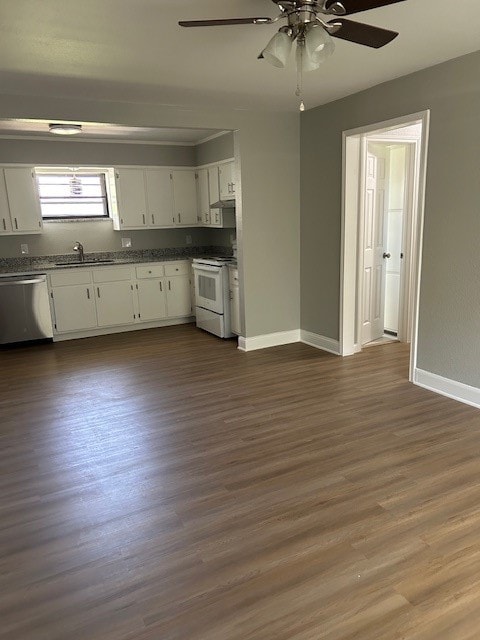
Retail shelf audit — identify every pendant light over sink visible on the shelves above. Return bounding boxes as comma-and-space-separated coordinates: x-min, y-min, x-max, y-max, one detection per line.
179, 0, 404, 110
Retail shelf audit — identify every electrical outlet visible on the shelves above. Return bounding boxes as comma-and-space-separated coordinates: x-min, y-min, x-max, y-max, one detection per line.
186, 235, 192, 245
121, 237, 132, 248
20, 244, 29, 255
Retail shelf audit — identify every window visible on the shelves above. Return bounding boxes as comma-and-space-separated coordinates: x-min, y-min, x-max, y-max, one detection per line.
36, 171, 109, 219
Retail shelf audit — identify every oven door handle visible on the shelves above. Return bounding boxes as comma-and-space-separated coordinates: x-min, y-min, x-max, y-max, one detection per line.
193, 265, 221, 273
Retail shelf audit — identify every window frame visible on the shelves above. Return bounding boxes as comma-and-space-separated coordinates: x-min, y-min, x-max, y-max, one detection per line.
35, 167, 114, 222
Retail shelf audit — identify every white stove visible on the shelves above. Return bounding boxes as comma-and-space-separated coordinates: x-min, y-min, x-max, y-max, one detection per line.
192, 257, 236, 338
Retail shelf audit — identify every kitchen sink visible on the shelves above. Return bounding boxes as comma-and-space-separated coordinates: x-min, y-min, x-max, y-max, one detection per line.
55, 259, 115, 266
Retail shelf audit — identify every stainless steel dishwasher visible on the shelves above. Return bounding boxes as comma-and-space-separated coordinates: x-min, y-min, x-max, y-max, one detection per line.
0, 274, 53, 344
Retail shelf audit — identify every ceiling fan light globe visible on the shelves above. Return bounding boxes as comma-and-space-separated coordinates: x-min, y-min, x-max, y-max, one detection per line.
262, 30, 293, 68
306, 25, 335, 63
296, 42, 322, 73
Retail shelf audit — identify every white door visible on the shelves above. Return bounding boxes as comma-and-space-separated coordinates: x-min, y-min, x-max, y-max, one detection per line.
4, 168, 42, 233
0, 170, 12, 234
145, 169, 174, 227
171, 170, 197, 226
361, 143, 388, 345
115, 168, 147, 228
197, 169, 210, 225
137, 279, 167, 321
166, 275, 192, 317
96, 281, 135, 326
52, 285, 97, 332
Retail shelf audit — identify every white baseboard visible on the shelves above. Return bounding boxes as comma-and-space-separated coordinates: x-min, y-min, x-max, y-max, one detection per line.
300, 330, 340, 355
238, 330, 300, 352
414, 368, 480, 410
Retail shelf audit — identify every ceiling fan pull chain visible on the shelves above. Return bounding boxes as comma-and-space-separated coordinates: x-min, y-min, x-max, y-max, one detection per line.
295, 44, 306, 112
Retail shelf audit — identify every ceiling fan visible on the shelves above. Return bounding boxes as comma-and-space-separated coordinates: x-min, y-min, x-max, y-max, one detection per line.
179, 0, 405, 50
179, 0, 405, 109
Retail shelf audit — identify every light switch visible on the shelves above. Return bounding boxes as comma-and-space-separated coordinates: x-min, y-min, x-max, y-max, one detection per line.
121, 237, 132, 248
20, 244, 29, 255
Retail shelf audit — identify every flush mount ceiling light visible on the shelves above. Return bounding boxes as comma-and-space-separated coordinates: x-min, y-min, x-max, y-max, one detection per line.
179, 0, 404, 110
49, 124, 82, 136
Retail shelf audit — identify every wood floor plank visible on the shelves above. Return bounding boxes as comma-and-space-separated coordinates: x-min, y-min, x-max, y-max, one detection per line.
1, 325, 480, 639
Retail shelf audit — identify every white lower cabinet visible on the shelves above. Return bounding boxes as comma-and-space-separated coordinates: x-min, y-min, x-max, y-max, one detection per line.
137, 279, 167, 321
166, 275, 191, 318
95, 281, 136, 327
51, 284, 97, 332
229, 267, 241, 335
49, 261, 193, 339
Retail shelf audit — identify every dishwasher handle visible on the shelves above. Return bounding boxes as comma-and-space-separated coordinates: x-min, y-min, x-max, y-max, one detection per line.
0, 276, 47, 286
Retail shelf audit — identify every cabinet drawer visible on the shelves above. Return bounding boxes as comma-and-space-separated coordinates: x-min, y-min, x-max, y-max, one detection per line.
50, 269, 92, 287
228, 268, 239, 287
164, 261, 189, 276
136, 264, 164, 279
92, 266, 133, 283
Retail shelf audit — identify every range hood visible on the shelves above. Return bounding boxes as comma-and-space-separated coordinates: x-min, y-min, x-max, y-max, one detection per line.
210, 199, 235, 209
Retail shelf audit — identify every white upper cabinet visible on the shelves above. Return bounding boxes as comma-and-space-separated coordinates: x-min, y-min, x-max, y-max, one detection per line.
219, 161, 235, 200
196, 169, 210, 225
114, 168, 148, 229
172, 170, 198, 226
145, 169, 174, 227
2, 168, 43, 234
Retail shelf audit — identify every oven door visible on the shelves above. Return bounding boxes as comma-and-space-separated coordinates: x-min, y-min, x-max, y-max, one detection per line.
193, 264, 224, 314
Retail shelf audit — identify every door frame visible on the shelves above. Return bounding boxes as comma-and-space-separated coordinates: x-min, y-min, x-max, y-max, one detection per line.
340, 110, 430, 382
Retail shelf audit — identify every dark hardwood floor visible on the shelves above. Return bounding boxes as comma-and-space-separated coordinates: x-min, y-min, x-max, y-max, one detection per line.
1, 325, 480, 639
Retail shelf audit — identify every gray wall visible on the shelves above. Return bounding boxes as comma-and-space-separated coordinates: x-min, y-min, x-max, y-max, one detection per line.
0, 94, 300, 339
300, 49, 480, 387
195, 131, 234, 166
0, 138, 195, 166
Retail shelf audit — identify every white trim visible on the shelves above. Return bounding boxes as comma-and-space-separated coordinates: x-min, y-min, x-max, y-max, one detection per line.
340, 110, 430, 380
301, 330, 340, 355
0, 134, 200, 146
195, 157, 235, 171
414, 368, 480, 410
196, 130, 232, 145
237, 330, 300, 352
53, 317, 194, 342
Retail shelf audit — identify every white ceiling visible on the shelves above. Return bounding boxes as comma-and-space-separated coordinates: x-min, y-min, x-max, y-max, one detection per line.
0, 0, 479, 112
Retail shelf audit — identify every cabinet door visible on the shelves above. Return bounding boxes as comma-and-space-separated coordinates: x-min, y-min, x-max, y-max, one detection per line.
166, 275, 192, 318
197, 169, 210, 225
137, 279, 167, 321
172, 170, 198, 226
96, 281, 135, 326
230, 285, 241, 335
219, 161, 235, 200
145, 169, 174, 227
4, 168, 43, 233
52, 285, 97, 332
115, 169, 147, 228
208, 166, 221, 227
0, 170, 12, 235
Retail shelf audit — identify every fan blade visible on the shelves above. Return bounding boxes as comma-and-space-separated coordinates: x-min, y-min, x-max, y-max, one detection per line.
179, 17, 272, 27
329, 19, 398, 48
325, 0, 406, 15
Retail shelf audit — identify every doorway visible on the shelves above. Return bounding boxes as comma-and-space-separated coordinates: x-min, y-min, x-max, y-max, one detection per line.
340, 112, 430, 381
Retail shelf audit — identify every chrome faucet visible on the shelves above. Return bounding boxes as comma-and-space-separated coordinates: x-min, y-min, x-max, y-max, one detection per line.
73, 241, 84, 262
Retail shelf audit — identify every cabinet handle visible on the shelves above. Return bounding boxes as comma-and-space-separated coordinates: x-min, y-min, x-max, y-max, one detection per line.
159, 281, 162, 292
229, 290, 233, 301
168, 281, 171, 291
120, 218, 124, 225
178, 213, 181, 224
142, 214, 146, 225
86, 288, 90, 300
2, 218, 6, 231
151, 214, 155, 225
14, 217, 18, 230
97, 287, 101, 298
